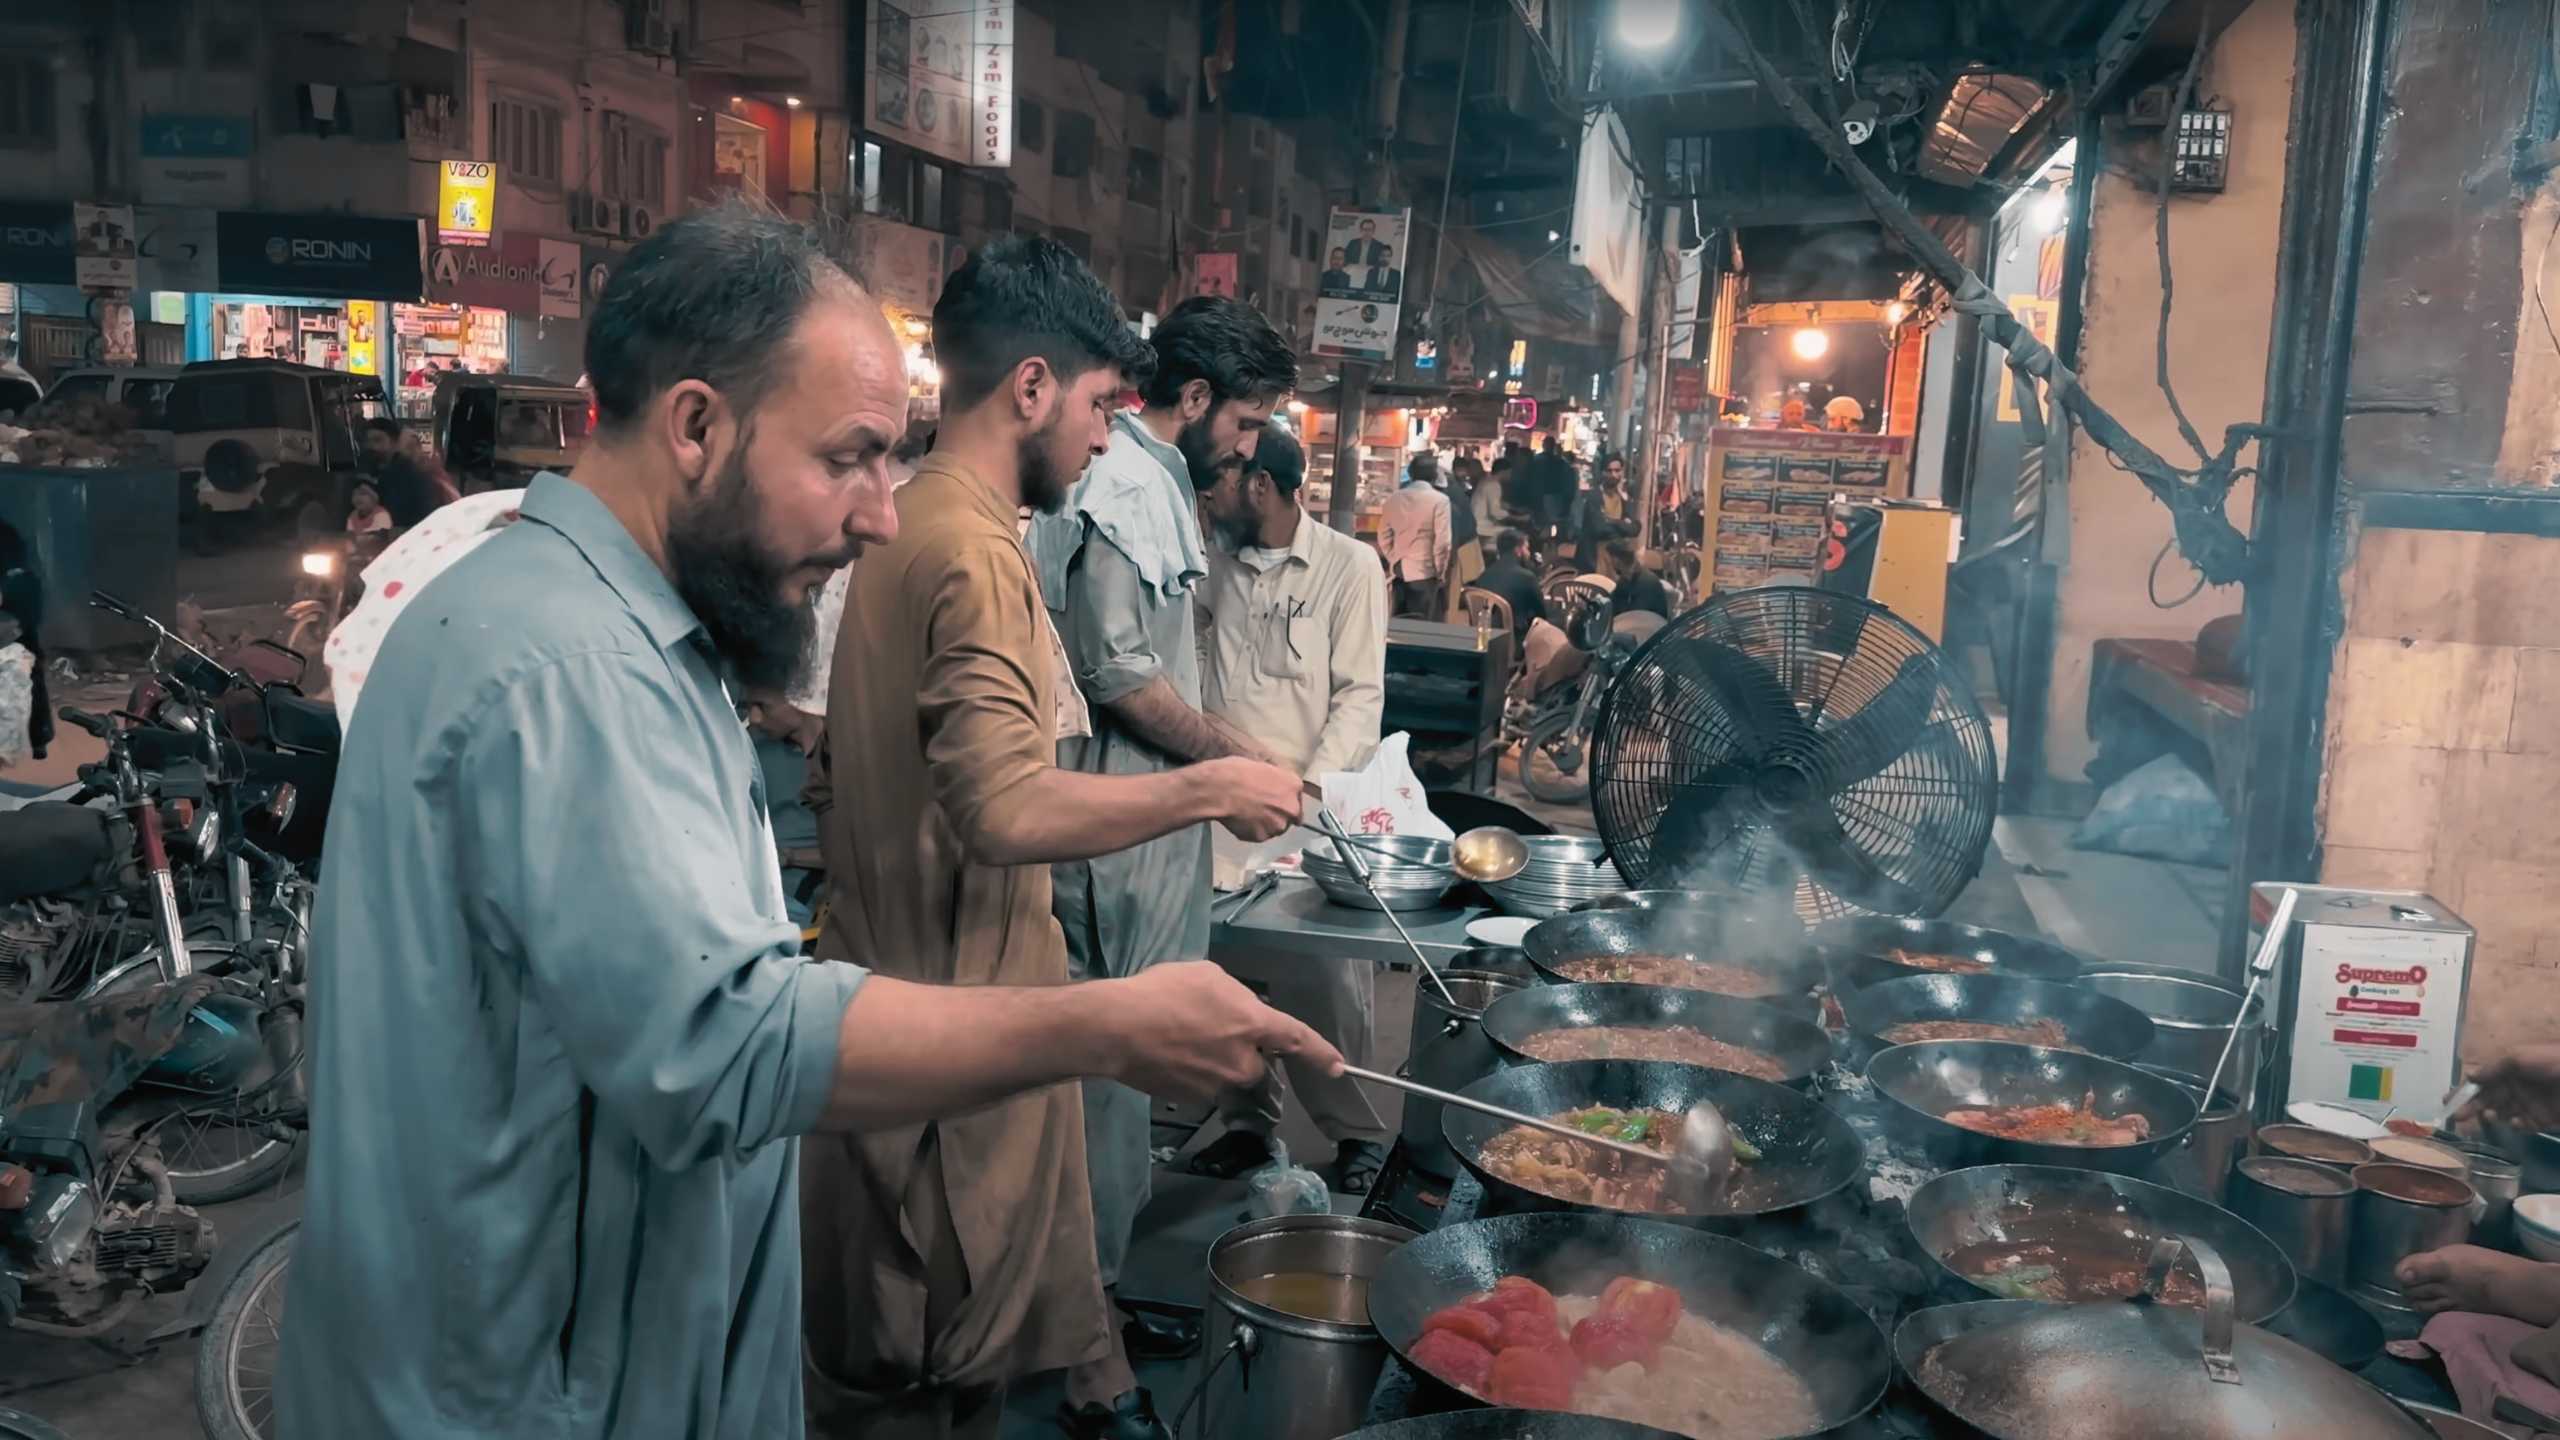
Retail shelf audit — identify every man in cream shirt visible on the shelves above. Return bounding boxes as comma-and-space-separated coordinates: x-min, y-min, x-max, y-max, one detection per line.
1188, 426, 1397, 1191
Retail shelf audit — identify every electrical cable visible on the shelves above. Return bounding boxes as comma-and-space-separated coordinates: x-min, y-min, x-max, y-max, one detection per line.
2152, 20, 2217, 466
2148, 537, 2210, 608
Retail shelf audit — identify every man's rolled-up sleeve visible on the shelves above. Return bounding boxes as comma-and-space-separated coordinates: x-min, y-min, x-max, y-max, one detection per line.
917, 538, 1054, 846
458, 651, 863, 1168
1061, 529, 1164, 705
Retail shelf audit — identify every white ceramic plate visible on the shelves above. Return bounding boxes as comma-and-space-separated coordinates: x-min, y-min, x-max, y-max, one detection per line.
1465, 916, 1534, 948
2288, 1100, 2390, 1140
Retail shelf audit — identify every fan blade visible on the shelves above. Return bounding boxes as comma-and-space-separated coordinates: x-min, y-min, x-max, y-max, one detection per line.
1631, 763, 1756, 885
1776, 805, 1926, 914
1648, 639, 1815, 757
1806, 651, 1943, 789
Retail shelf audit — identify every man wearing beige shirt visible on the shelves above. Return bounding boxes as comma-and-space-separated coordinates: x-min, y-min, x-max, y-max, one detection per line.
1189, 427, 1397, 1189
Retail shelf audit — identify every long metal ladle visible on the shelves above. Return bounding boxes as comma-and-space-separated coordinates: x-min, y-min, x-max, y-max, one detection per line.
1340, 1063, 1738, 1209
1308, 801, 1461, 1007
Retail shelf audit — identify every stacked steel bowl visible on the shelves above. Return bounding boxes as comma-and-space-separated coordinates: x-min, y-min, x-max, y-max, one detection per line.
1301, 834, 1458, 911
1480, 835, 1627, 917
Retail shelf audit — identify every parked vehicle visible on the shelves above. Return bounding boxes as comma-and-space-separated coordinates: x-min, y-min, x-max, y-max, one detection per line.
195, 1218, 293, 1440
0, 360, 41, 420
167, 360, 388, 545
42, 366, 180, 460
433, 371, 590, 493
1518, 610, 1667, 805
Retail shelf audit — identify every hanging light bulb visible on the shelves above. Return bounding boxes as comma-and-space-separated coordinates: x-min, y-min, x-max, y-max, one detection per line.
1791, 327, 1829, 361
1614, 0, 1680, 51
2030, 189, 2068, 233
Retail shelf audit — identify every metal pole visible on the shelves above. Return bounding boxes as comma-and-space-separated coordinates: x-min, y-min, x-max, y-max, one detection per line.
1425, 0, 1476, 320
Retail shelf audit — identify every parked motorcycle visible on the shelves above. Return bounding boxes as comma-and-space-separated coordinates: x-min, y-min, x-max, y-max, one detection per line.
1517, 609, 1667, 805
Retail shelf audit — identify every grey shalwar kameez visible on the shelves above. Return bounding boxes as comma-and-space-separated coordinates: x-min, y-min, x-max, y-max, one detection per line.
1028, 412, 1213, 1286
274, 473, 862, 1440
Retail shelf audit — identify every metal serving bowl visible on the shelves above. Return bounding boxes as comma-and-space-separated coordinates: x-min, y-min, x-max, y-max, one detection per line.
1481, 835, 1627, 917
1301, 834, 1459, 911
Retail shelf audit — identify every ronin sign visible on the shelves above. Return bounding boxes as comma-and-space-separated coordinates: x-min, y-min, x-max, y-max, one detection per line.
972, 0, 1013, 169
438, 160, 497, 247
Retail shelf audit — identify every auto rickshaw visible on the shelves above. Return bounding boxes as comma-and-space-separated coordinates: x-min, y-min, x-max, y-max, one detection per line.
431, 372, 591, 493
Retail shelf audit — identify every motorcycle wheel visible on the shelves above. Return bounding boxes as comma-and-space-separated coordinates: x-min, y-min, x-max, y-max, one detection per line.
0, 1408, 72, 1440
193, 1221, 294, 1440
1519, 710, 1592, 806
85, 949, 302, 1205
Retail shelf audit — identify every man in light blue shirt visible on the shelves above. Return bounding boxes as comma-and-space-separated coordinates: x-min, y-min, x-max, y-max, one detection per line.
274, 203, 1335, 1440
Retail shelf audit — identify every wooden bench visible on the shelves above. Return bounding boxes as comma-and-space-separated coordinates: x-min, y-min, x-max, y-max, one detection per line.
2085, 637, 2252, 812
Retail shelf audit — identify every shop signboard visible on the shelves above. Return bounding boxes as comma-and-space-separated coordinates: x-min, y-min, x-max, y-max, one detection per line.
867, 0, 1012, 169
137, 114, 252, 208
537, 238, 580, 319
1698, 427, 1911, 592
582, 242, 621, 311
1189, 252, 1237, 300
0, 204, 74, 286
426, 231, 542, 311
72, 203, 138, 291
218, 211, 425, 301
344, 300, 382, 376
1313, 206, 1409, 363
851, 214, 949, 316
438, 160, 498, 247
1668, 361, 1706, 415
136, 206, 218, 293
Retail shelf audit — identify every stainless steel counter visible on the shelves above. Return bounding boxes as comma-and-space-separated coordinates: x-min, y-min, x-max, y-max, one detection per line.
1209, 875, 1497, 967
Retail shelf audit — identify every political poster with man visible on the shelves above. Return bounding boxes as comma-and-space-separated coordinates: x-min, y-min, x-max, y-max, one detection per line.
1314, 206, 1409, 362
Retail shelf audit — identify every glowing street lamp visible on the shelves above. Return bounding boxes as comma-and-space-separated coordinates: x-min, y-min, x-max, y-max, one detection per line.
1791, 327, 1829, 361
1615, 0, 1680, 51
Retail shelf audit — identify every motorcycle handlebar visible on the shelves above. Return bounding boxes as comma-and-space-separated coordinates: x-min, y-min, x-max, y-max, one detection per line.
58, 706, 115, 740
88, 589, 143, 622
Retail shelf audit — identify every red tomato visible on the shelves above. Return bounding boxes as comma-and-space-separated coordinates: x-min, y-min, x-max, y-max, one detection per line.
1497, 1304, 1573, 1355
1570, 1311, 1662, 1371
1409, 1328, 1496, 1394
1596, 1276, 1684, 1344
1421, 1303, 1504, 1350
1474, 1275, 1561, 1332
1487, 1342, 1580, 1410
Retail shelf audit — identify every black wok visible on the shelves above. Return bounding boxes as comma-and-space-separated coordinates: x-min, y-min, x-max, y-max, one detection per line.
2259, 1276, 2383, 1371
1369, 1213, 1891, 1438
1522, 907, 1824, 1009
1336, 1413, 1680, 1440
1866, 1040, 2198, 1174
1479, 982, 1834, 1087
1836, 973, 2156, 1062
1813, 916, 2086, 992
1443, 1059, 1865, 1222
1904, 1164, 2296, 1323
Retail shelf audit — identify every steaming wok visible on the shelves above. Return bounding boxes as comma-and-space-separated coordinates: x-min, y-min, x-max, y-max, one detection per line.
1836, 974, 2156, 1061
1479, 983, 1834, 1087
1892, 1296, 2433, 1439
1336, 1414, 1681, 1440
1813, 916, 2086, 992
1444, 1059, 1865, 1222
1522, 907, 1824, 1009
1369, 1213, 1891, 1438
1904, 1164, 2296, 1323
1866, 1040, 2197, 1174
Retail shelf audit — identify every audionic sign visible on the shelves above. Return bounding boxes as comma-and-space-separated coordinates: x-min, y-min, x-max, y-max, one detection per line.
216, 210, 425, 301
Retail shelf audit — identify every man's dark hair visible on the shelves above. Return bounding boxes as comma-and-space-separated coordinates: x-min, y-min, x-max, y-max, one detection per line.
584, 201, 854, 432
1408, 450, 1440, 481
1251, 426, 1305, 498
1606, 539, 1642, 570
1495, 528, 1529, 560
1138, 295, 1298, 410
935, 232, 1154, 410
362, 417, 402, 442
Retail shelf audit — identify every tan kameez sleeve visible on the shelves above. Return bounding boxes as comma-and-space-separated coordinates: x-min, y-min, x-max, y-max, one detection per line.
912, 534, 1057, 850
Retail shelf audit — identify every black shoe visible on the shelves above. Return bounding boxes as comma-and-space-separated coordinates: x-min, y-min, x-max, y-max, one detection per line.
1118, 1305, 1202, 1362
1184, 1129, 1274, 1180
1057, 1387, 1173, 1440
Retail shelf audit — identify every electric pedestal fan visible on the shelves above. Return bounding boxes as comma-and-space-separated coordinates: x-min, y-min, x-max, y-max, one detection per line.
1587, 586, 1998, 922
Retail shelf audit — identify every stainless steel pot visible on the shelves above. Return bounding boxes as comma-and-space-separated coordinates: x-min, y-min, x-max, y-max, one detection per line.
1199, 1214, 1418, 1440
2226, 1156, 2355, 1289
2457, 1144, 2521, 1248
2134, 1062, 2252, 1205
1398, 968, 1526, 1177
2346, 1162, 2477, 1306
2079, 968, 2267, 1110
2253, 1123, 2374, 1174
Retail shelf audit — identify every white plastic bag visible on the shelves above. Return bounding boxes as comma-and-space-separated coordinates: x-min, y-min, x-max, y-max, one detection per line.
1244, 1140, 1333, 1219
1317, 733, 1453, 840
0, 644, 29, 767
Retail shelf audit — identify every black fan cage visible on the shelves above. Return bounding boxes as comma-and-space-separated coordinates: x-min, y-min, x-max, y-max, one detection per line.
1588, 586, 1999, 922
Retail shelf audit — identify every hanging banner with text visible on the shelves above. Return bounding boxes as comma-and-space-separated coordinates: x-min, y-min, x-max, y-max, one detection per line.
1313, 206, 1409, 363
438, 160, 497, 246
868, 0, 1013, 169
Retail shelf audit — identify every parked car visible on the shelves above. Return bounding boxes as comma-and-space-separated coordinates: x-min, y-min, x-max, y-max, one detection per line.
43, 365, 181, 460
0, 359, 42, 420
432, 372, 590, 493
166, 360, 388, 544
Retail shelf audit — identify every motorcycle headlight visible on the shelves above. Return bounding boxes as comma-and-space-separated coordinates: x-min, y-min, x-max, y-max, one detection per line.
300, 551, 337, 579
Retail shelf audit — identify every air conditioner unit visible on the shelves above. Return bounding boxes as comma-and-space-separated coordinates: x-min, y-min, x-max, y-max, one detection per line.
626, 0, 678, 57
621, 204, 656, 241
570, 191, 624, 237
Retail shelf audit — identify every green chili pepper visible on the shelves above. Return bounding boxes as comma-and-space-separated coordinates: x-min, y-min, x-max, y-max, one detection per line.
1731, 1134, 1762, 1163
1616, 1116, 1651, 1143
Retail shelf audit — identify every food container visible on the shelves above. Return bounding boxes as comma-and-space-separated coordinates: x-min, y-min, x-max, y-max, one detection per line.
2081, 967, 2268, 1108
2227, 1155, 2356, 1288
2346, 1162, 2477, 1306
2367, 1134, 2469, 1178
2255, 1123, 2374, 1173
1201, 1214, 1418, 1440
1301, 834, 1458, 911
2515, 1193, 2560, 1261
1398, 968, 1528, 1177
2457, 1145, 2522, 1249
2132, 1063, 2252, 1206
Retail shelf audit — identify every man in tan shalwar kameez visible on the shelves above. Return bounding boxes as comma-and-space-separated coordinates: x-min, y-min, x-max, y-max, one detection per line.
800, 235, 1309, 1438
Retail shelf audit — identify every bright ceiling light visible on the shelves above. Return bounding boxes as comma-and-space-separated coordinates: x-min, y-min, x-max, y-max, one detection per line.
1615, 0, 1680, 50
1791, 327, 1829, 361
785, 96, 803, 109
2030, 189, 2067, 233
1883, 301, 1909, 327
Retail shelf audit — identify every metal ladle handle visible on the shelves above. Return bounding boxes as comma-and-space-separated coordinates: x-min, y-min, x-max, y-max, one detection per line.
1338, 1063, 1674, 1170
2205, 886, 2297, 1109
1310, 804, 1459, 1009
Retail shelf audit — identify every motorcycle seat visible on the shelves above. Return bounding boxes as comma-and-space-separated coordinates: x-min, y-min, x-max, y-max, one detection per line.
0, 976, 223, 1120
266, 691, 341, 757
0, 803, 117, 905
